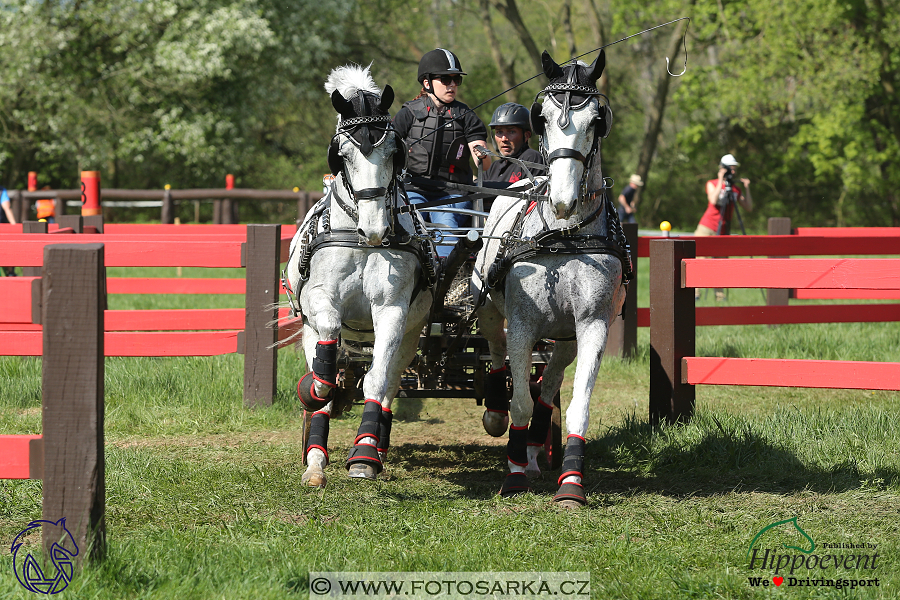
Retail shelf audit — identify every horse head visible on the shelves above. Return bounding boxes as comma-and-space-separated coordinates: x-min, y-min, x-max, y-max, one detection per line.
531, 50, 611, 221
327, 65, 405, 246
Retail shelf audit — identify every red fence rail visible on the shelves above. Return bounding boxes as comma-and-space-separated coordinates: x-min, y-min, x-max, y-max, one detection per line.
648, 238, 900, 424
0, 221, 300, 406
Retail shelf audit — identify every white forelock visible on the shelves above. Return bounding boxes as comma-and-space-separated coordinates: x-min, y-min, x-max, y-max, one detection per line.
324, 63, 382, 99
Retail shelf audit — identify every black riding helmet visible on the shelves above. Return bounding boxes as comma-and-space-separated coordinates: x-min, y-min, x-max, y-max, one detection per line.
489, 102, 531, 132
417, 48, 467, 84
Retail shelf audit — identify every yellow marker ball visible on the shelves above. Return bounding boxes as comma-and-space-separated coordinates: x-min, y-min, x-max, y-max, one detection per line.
660, 221, 672, 232
293, 187, 300, 193
164, 184, 171, 190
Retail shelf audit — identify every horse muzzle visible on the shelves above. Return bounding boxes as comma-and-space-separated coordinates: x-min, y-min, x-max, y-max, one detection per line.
553, 200, 577, 220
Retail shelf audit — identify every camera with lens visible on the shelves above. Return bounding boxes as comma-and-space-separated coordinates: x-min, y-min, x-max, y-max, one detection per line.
723, 167, 736, 184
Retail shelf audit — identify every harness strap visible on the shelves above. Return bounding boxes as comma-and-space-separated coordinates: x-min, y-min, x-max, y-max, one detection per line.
547, 148, 588, 164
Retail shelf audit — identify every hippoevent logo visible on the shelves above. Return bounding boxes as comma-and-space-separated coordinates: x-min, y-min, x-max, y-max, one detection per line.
746, 517, 880, 591
11, 518, 79, 594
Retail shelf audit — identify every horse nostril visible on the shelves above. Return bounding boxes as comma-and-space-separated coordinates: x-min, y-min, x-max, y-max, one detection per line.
357, 228, 366, 239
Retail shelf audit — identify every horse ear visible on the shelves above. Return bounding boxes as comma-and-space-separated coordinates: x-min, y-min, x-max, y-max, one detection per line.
331, 89, 355, 119
378, 85, 394, 113
541, 50, 564, 80
587, 49, 606, 84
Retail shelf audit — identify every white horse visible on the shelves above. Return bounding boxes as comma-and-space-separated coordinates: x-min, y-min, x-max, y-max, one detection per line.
284, 64, 436, 487
473, 50, 630, 508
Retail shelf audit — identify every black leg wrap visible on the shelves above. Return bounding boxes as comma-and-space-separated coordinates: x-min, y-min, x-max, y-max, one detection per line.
507, 425, 528, 467
500, 472, 532, 497
346, 443, 383, 473
527, 398, 553, 447
557, 435, 586, 485
297, 371, 331, 411
377, 408, 393, 455
312, 340, 338, 385
354, 400, 382, 444
484, 367, 509, 414
553, 482, 586, 505
306, 411, 330, 464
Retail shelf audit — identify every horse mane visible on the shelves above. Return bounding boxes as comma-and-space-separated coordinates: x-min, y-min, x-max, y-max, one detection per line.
324, 63, 382, 100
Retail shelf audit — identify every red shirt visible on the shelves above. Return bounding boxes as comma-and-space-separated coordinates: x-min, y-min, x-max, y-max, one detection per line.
699, 179, 742, 234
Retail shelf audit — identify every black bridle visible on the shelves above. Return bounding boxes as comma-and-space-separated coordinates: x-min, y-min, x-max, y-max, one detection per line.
330, 113, 402, 228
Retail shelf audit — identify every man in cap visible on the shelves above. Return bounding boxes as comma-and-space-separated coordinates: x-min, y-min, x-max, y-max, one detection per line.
484, 102, 545, 185
694, 153, 753, 300
393, 48, 490, 253
617, 173, 644, 225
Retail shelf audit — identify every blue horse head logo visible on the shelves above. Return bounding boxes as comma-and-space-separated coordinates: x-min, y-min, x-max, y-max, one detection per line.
11, 518, 79, 594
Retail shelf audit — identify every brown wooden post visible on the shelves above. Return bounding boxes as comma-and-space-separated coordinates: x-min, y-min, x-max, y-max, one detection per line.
42, 243, 106, 565
212, 199, 222, 224
242, 224, 281, 407
57, 215, 83, 233
767, 217, 792, 305
83, 215, 104, 234
161, 186, 174, 224
56, 191, 67, 217
649, 239, 695, 425
22, 221, 48, 277
606, 223, 639, 358
297, 191, 307, 225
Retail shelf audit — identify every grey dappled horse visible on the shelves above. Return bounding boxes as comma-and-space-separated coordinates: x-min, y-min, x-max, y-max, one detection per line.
284, 64, 436, 488
473, 50, 630, 508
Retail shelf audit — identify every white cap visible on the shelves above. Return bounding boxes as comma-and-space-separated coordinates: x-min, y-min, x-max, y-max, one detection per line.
628, 174, 644, 187
720, 154, 740, 167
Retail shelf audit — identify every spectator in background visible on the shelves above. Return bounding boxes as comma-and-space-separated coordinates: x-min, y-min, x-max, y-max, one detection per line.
695, 154, 752, 237
617, 174, 643, 224
36, 185, 56, 223
694, 153, 753, 300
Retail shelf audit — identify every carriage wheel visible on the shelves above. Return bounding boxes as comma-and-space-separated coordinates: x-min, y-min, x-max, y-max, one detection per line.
300, 409, 312, 466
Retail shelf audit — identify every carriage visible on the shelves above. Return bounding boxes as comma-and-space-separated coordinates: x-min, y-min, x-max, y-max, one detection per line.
285, 54, 631, 506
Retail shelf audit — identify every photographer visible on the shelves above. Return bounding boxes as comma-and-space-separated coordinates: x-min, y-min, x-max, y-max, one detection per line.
695, 154, 753, 236
694, 154, 753, 300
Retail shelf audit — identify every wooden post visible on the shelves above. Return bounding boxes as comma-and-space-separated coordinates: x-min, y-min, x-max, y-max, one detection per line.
213, 199, 222, 224
83, 215, 104, 234
81, 171, 101, 217
606, 223, 639, 358
242, 224, 281, 407
22, 221, 48, 277
296, 190, 306, 225
161, 186, 174, 224
222, 174, 235, 225
57, 215, 83, 233
42, 243, 106, 565
649, 239, 695, 425
767, 217, 792, 305
10, 189, 25, 223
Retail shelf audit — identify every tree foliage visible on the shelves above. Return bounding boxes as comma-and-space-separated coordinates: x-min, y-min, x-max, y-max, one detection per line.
0, 0, 896, 227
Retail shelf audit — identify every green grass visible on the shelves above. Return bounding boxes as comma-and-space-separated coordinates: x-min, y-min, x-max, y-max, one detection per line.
1, 265, 899, 599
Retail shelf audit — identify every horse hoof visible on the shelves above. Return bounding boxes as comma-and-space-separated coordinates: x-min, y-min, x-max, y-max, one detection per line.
553, 482, 586, 507
348, 463, 378, 481
482, 411, 509, 437
499, 472, 531, 497
555, 499, 584, 510
302, 470, 327, 489
525, 466, 542, 480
